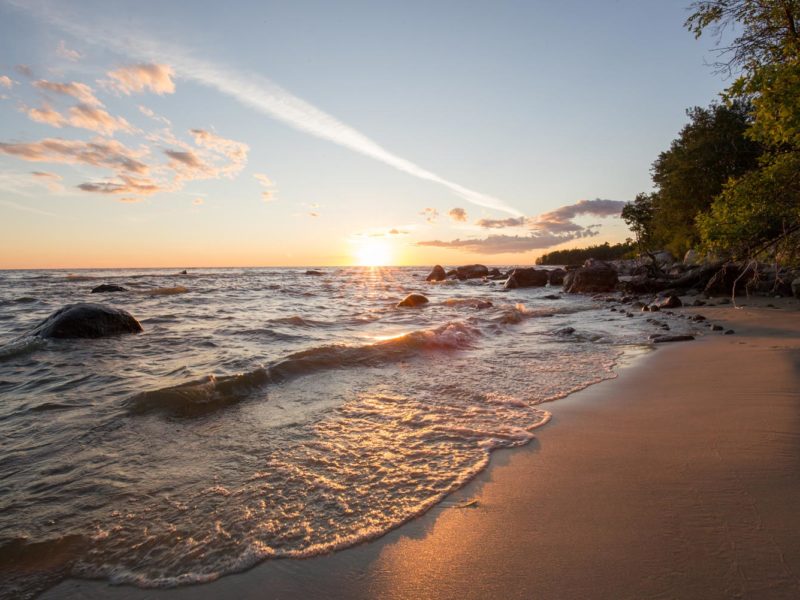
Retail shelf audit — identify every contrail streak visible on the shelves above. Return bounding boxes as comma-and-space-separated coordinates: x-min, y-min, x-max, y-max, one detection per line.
5, 0, 522, 216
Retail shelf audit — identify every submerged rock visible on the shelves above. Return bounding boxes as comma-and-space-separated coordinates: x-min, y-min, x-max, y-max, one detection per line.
30, 303, 143, 339
305, 270, 324, 276
397, 293, 429, 308
91, 284, 127, 294
426, 265, 447, 282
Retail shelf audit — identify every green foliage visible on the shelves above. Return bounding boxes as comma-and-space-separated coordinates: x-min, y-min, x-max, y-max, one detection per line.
621, 192, 655, 252
686, 1, 800, 75
535, 241, 636, 266
686, 1, 800, 264
744, 58, 800, 147
629, 101, 761, 256
697, 152, 800, 260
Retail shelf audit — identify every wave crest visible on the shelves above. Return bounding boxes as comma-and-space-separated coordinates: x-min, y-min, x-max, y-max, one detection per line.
128, 321, 480, 417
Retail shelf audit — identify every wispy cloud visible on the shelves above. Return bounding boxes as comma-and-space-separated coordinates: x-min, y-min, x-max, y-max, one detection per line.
475, 216, 527, 229
33, 79, 102, 106
138, 104, 171, 126
24, 101, 133, 136
5, 0, 521, 216
66, 104, 134, 135
77, 173, 161, 195
253, 173, 273, 187
420, 207, 439, 223
0, 198, 59, 218
31, 169, 63, 191
14, 64, 33, 78
0, 137, 149, 173
0, 75, 13, 88
56, 40, 81, 61
24, 103, 67, 127
254, 172, 276, 202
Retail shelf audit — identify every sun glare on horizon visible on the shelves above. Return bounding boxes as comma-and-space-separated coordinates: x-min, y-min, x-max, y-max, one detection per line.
354, 239, 393, 267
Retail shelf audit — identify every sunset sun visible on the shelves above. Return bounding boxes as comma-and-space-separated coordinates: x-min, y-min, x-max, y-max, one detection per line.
354, 239, 392, 266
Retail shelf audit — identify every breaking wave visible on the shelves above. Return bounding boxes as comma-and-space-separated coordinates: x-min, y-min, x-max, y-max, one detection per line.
128, 321, 480, 417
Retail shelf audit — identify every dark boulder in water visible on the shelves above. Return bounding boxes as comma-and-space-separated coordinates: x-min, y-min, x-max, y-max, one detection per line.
397, 293, 429, 308
30, 303, 143, 339
305, 270, 325, 276
563, 260, 618, 294
504, 268, 548, 289
91, 284, 127, 294
548, 268, 567, 286
455, 264, 489, 280
426, 265, 447, 282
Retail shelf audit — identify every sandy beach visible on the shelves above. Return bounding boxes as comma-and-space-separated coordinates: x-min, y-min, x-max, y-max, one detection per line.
44, 298, 800, 600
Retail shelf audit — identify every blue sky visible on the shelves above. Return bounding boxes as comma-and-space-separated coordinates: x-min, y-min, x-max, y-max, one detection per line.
0, 0, 727, 267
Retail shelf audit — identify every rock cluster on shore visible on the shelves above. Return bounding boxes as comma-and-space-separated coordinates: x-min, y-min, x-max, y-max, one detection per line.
423, 256, 800, 301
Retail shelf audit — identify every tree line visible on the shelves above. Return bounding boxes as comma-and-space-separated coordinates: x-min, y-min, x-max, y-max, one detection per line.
535, 241, 636, 266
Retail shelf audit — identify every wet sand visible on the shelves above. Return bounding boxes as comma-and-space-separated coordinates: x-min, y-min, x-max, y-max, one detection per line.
46, 298, 800, 600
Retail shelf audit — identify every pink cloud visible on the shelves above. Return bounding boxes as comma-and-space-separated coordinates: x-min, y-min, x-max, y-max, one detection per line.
25, 104, 68, 128
33, 80, 102, 106
77, 174, 161, 195
190, 129, 248, 175
0, 137, 149, 174
420, 207, 438, 223
106, 64, 175, 95
475, 216, 527, 229
448, 207, 468, 222
31, 170, 63, 192
254, 173, 273, 187
67, 104, 133, 135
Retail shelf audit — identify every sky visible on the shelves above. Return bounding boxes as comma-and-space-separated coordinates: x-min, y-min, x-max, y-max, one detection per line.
0, 0, 729, 269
